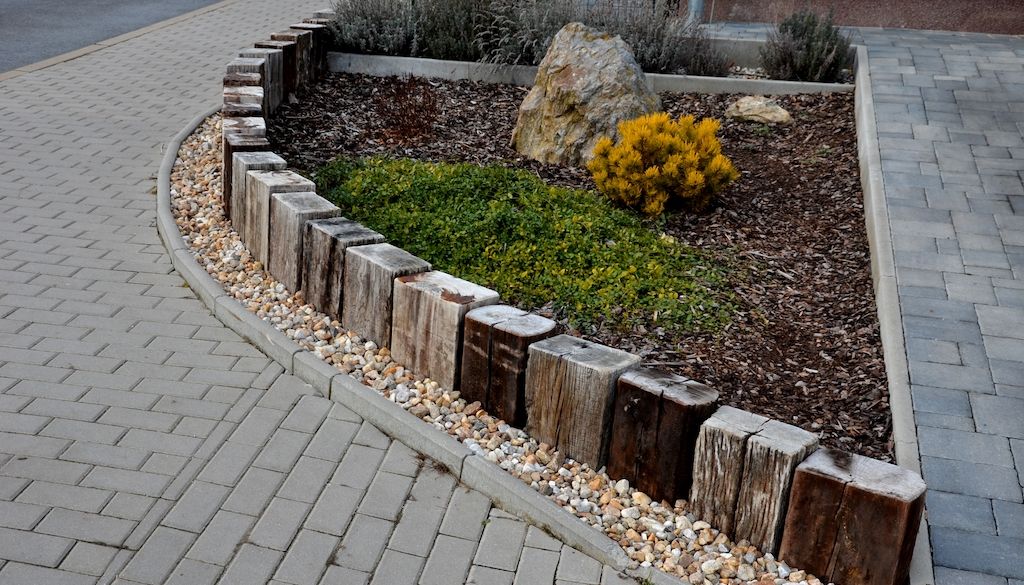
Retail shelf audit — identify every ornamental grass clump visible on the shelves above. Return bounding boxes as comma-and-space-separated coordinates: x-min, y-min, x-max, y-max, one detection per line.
760, 9, 853, 83
589, 112, 739, 217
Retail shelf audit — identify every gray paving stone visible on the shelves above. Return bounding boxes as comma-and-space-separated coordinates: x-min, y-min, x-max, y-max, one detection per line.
555, 546, 602, 584
253, 428, 313, 473
378, 439, 421, 477
0, 501, 48, 530
60, 541, 119, 577
221, 467, 285, 516
321, 565, 369, 585
931, 527, 1024, 580
935, 567, 1009, 585
369, 549, 425, 585
331, 444, 386, 490
162, 481, 230, 533
249, 497, 311, 551
409, 466, 458, 510
16, 481, 112, 514
303, 418, 359, 463
277, 455, 335, 504
103, 493, 156, 522
220, 544, 282, 585
468, 564, 515, 585
919, 426, 1016, 467
333, 514, 394, 573
922, 456, 1023, 502
927, 490, 997, 533
304, 483, 363, 537
164, 558, 221, 585
187, 509, 256, 566
972, 394, 1024, 439
120, 526, 195, 585
513, 547, 560, 585
353, 421, 390, 450
273, 529, 339, 585
389, 501, 446, 557
419, 534, 477, 585
475, 517, 527, 572
0, 563, 94, 585
358, 471, 414, 522
993, 500, 1024, 539
0, 526, 74, 567
195, 441, 260, 487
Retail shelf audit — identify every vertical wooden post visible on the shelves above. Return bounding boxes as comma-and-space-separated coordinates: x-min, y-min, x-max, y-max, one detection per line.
289, 23, 328, 79
489, 314, 556, 427
302, 218, 384, 320
222, 86, 263, 117
268, 192, 340, 292
255, 40, 297, 98
240, 48, 283, 113
391, 271, 500, 391
271, 29, 312, 91
226, 57, 269, 113
606, 369, 718, 505
460, 305, 527, 408
228, 151, 284, 236
243, 171, 315, 266
342, 243, 430, 347
221, 136, 271, 219
779, 449, 926, 585
222, 117, 266, 137
525, 335, 640, 467
734, 419, 818, 553
689, 406, 769, 537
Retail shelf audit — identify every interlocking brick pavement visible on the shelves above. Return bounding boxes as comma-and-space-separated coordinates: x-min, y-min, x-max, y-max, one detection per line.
0, 2, 630, 583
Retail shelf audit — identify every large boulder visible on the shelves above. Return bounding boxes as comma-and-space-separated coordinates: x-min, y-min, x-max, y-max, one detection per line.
511, 22, 661, 167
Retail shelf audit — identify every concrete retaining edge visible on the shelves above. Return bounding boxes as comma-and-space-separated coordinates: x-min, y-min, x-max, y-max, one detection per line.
155, 103, 634, 574
326, 52, 854, 95
854, 45, 935, 585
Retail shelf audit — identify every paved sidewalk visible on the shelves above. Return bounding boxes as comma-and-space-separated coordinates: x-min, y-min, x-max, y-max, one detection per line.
0, 2, 627, 584
713, 22, 1024, 585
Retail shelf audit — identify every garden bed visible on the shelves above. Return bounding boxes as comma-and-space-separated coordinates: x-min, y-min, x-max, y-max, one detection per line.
266, 73, 891, 461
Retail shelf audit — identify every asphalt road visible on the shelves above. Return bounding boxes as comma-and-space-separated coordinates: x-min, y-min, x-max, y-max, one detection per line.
0, 0, 224, 72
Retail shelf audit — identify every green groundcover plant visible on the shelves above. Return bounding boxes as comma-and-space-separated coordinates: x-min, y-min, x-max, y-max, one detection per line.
315, 157, 737, 333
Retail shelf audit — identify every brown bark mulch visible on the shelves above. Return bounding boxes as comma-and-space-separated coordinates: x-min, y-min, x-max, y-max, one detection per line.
266, 73, 893, 462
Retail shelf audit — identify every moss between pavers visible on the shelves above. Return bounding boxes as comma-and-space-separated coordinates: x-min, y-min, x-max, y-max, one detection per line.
315, 157, 737, 334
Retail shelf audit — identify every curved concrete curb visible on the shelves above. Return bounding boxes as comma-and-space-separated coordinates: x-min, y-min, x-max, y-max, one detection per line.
155, 109, 633, 573
854, 45, 935, 585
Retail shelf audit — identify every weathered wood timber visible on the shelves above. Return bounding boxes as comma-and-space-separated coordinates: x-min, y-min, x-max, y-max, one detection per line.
342, 244, 430, 347
226, 57, 269, 112
289, 22, 328, 77
391, 271, 500, 391
734, 419, 818, 553
460, 305, 526, 408
243, 171, 315, 266
489, 314, 556, 427
254, 39, 296, 97
606, 369, 718, 504
221, 136, 272, 218
271, 29, 312, 90
779, 449, 926, 585
228, 152, 284, 235
302, 218, 384, 319
222, 117, 266, 137
525, 335, 640, 466
689, 406, 769, 537
239, 47, 283, 113
268, 192, 340, 292
223, 72, 261, 87
223, 86, 263, 118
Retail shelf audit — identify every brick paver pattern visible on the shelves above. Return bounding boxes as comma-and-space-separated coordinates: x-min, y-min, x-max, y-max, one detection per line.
0, 2, 633, 584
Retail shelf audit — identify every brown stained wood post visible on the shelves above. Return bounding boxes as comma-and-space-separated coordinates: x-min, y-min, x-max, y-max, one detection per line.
689, 406, 768, 537
255, 40, 297, 98
607, 369, 719, 505
271, 29, 312, 91
240, 48, 283, 113
342, 244, 430, 348
460, 305, 527, 409
223, 86, 264, 119
524, 335, 640, 467
289, 23, 328, 79
733, 419, 818, 554
489, 314, 556, 428
243, 171, 315, 266
302, 218, 384, 321
228, 151, 284, 236
779, 449, 926, 585
268, 192, 340, 293
391, 271, 500, 391
221, 136, 271, 219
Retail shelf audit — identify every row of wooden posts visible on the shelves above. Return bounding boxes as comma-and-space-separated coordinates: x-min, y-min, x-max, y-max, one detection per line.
217, 12, 925, 585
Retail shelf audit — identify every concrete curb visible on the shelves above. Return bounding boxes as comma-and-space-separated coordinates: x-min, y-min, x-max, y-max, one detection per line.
854, 44, 935, 585
326, 52, 853, 95
156, 107, 635, 574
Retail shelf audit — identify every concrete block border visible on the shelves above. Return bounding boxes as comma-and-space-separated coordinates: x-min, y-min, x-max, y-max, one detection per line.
853, 45, 934, 585
327, 52, 854, 95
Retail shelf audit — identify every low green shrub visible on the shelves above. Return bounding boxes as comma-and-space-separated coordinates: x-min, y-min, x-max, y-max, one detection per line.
414, 0, 483, 61
329, 0, 416, 57
315, 158, 736, 333
760, 9, 853, 83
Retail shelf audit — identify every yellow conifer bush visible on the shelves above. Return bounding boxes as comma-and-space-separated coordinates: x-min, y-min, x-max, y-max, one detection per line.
588, 112, 739, 216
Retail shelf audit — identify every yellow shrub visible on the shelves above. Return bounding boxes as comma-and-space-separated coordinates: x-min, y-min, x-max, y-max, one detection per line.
588, 112, 739, 216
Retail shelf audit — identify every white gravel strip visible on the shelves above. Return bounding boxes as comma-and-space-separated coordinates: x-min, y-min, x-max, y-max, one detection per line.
171, 114, 831, 585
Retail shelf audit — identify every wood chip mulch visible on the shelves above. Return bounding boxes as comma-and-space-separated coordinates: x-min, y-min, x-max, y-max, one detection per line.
267, 73, 893, 461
